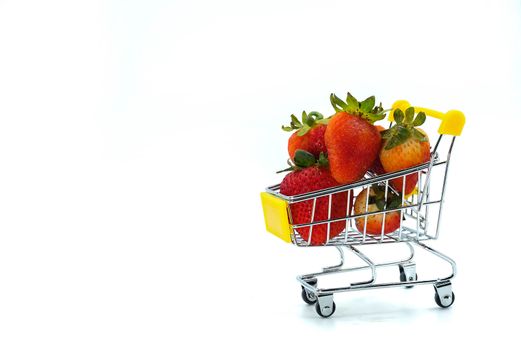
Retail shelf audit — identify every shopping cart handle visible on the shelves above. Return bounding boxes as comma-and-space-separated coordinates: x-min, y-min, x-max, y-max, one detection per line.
389, 100, 465, 136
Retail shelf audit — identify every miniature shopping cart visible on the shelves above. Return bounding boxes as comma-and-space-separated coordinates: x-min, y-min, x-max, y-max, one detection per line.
260, 100, 465, 317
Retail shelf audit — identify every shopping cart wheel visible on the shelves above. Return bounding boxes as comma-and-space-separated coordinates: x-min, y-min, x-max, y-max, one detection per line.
315, 295, 336, 318
398, 263, 417, 288
399, 272, 418, 288
301, 288, 317, 305
434, 281, 455, 308
300, 278, 318, 305
434, 291, 455, 308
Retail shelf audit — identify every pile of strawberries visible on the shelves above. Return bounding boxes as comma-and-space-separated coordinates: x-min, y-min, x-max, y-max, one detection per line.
278, 92, 431, 245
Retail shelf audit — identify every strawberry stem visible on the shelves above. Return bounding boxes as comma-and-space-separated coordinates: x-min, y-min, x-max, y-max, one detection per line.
369, 184, 403, 211
282, 110, 329, 135
275, 150, 330, 173
383, 107, 428, 150
330, 92, 386, 124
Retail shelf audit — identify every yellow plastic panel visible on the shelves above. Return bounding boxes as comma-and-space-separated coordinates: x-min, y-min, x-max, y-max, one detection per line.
388, 100, 465, 136
260, 192, 292, 243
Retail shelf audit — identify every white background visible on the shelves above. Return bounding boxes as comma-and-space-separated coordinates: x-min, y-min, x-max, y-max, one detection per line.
1, 0, 520, 349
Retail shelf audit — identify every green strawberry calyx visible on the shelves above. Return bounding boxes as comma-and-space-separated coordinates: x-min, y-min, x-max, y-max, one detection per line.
276, 149, 329, 173
381, 107, 427, 150
330, 92, 387, 124
281, 111, 329, 136
367, 184, 403, 211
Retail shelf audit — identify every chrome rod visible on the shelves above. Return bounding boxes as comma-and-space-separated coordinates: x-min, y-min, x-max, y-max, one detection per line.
344, 190, 351, 244
381, 179, 389, 240
326, 194, 332, 243
348, 246, 376, 286
362, 185, 370, 243
418, 135, 443, 211
322, 246, 345, 272
413, 241, 457, 279
307, 198, 316, 245
435, 137, 456, 239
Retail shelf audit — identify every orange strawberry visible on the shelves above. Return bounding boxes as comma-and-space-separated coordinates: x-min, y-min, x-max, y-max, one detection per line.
354, 185, 402, 235
379, 107, 431, 195
282, 111, 328, 159
325, 93, 386, 184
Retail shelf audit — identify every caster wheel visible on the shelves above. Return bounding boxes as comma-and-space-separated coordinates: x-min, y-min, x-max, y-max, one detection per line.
300, 278, 318, 305
435, 291, 455, 308
400, 272, 418, 288
315, 300, 336, 318
301, 288, 317, 305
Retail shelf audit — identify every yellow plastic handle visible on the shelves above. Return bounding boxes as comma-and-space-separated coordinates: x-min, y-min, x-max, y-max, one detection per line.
389, 100, 465, 136
260, 192, 292, 243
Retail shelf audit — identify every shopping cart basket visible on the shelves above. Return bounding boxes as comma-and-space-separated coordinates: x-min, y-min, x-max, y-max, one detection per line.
260, 100, 465, 317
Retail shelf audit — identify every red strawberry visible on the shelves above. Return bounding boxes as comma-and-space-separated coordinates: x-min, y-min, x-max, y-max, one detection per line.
353, 185, 402, 235
325, 93, 386, 184
282, 111, 328, 159
279, 150, 350, 245
379, 107, 431, 195
369, 125, 386, 175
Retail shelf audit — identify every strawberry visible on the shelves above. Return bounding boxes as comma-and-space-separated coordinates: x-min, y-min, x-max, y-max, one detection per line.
369, 125, 386, 175
325, 93, 386, 184
282, 111, 328, 159
379, 107, 431, 195
279, 150, 350, 245
354, 185, 402, 235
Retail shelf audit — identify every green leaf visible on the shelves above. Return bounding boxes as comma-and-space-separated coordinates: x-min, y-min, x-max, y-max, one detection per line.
397, 126, 411, 140
316, 118, 330, 125
293, 149, 316, 168
303, 111, 316, 127
317, 152, 329, 168
384, 137, 399, 150
375, 197, 386, 211
301, 111, 309, 126
330, 94, 341, 112
308, 111, 324, 120
411, 127, 428, 142
360, 96, 375, 113
366, 112, 386, 123
376, 106, 391, 115
290, 114, 302, 128
380, 128, 393, 139
281, 125, 293, 132
387, 195, 402, 210
276, 166, 294, 174
346, 92, 359, 109
370, 185, 382, 199
413, 111, 426, 126
405, 107, 415, 124
393, 109, 404, 124
384, 126, 411, 150
297, 124, 311, 136
330, 93, 348, 112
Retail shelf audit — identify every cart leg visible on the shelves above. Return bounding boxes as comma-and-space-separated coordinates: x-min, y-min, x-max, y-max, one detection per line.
434, 280, 455, 308
398, 262, 417, 288
322, 246, 345, 272
315, 294, 336, 318
412, 241, 457, 280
